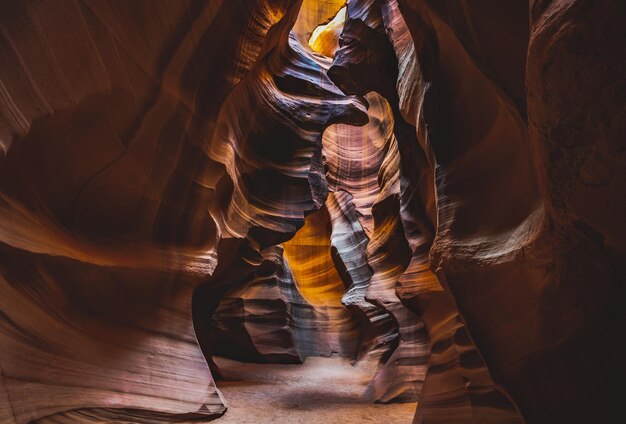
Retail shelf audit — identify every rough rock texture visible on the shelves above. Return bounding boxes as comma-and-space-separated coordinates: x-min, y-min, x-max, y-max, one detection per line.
1, 0, 624, 423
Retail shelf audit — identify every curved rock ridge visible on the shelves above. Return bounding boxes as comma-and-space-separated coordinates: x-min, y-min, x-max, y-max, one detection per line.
322, 94, 399, 367
0, 0, 624, 423
328, 0, 524, 417
0, 0, 368, 422
211, 205, 362, 363
309, 6, 347, 57
282, 205, 361, 358
207, 27, 368, 248
0, 0, 276, 420
362, 143, 430, 404
210, 245, 303, 364
0, 247, 227, 424
323, 93, 394, 236
392, 0, 625, 422
208, 19, 429, 399
292, 0, 347, 46
326, 190, 396, 363
375, 3, 522, 422
322, 85, 428, 401
210, 242, 361, 364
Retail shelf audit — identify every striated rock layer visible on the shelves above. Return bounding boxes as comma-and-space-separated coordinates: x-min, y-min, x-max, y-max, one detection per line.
390, 0, 626, 422
1, 0, 624, 423
0, 0, 367, 422
328, 0, 522, 420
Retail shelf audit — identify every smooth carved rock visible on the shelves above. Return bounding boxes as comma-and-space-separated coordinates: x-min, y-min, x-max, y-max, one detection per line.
282, 205, 361, 358
330, 0, 523, 418
323, 89, 428, 402
326, 191, 396, 363
210, 246, 303, 364
309, 7, 346, 57
0, 0, 624, 423
0, 0, 367, 422
395, 0, 626, 422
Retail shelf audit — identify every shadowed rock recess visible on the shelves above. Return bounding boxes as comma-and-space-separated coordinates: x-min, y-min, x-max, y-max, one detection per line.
0, 0, 624, 423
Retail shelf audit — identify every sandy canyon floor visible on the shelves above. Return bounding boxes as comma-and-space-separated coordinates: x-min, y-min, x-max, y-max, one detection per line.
213, 356, 417, 423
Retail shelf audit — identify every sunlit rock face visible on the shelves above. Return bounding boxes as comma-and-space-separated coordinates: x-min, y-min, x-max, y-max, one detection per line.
326, 0, 523, 419
1, 0, 624, 423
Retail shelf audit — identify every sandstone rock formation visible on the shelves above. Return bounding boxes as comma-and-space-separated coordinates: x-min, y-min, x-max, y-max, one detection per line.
1, 0, 624, 423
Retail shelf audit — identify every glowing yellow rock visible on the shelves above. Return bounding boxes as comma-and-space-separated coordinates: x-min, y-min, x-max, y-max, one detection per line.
308, 7, 346, 57
283, 207, 345, 307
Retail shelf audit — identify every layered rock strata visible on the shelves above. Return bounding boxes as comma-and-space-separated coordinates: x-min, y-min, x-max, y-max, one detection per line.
0, 0, 366, 422
329, 0, 524, 419
391, 0, 626, 422
0, 0, 624, 423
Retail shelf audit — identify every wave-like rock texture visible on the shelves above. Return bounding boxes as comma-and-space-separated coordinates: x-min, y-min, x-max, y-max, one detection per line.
391, 0, 626, 422
209, 89, 431, 403
323, 91, 428, 402
210, 246, 303, 364
210, 210, 362, 362
326, 191, 396, 363
330, 0, 523, 419
282, 205, 361, 358
0, 249, 226, 424
0, 0, 368, 422
1, 0, 624, 423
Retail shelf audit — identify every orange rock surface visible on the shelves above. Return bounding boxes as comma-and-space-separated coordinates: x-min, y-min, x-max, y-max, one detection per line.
0, 1, 624, 423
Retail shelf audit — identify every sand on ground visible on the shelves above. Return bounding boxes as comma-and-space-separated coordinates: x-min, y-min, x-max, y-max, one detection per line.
213, 356, 417, 424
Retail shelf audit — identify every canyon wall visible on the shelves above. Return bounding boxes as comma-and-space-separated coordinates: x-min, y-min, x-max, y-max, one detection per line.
393, 0, 626, 422
0, 0, 366, 421
0, 1, 624, 423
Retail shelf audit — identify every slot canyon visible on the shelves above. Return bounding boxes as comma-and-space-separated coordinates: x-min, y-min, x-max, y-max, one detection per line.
0, 0, 624, 423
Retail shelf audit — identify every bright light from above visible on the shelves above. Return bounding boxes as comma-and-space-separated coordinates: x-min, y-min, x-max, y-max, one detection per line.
308, 6, 346, 58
